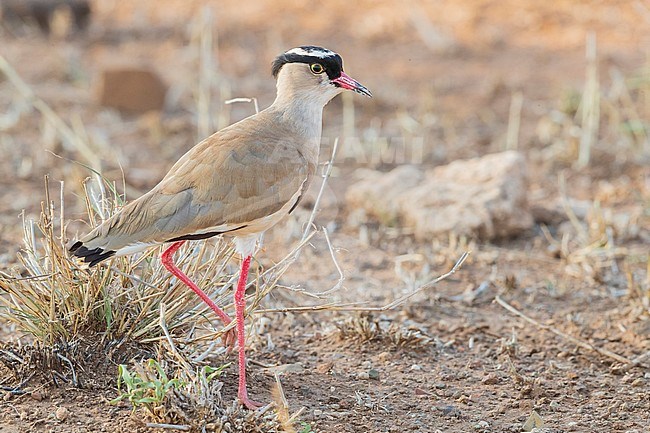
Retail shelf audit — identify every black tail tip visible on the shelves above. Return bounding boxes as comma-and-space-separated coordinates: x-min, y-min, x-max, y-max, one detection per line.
69, 241, 83, 253
69, 241, 115, 267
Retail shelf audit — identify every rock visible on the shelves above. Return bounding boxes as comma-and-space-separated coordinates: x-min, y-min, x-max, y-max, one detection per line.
404, 151, 532, 239
346, 165, 425, 225
529, 197, 591, 225
55, 406, 69, 421
522, 410, 544, 431
97, 67, 167, 113
346, 151, 533, 240
631, 378, 644, 387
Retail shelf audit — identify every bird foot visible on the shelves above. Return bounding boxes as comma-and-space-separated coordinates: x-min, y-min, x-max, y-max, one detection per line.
239, 393, 263, 410
222, 328, 237, 352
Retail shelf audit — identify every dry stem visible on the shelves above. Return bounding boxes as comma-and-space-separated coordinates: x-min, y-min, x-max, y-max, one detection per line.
258, 251, 470, 314
494, 295, 646, 368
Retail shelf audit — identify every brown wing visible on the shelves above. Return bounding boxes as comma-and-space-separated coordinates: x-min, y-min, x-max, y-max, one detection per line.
78, 114, 315, 252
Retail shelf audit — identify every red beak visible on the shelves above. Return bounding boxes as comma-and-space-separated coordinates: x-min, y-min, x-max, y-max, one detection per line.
332, 71, 372, 97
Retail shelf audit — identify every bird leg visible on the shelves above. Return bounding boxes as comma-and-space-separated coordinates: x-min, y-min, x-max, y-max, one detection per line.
161, 240, 236, 349
235, 254, 262, 409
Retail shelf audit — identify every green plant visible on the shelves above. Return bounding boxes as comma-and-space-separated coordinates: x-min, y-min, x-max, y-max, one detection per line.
111, 359, 187, 416
110, 359, 230, 419
299, 422, 313, 433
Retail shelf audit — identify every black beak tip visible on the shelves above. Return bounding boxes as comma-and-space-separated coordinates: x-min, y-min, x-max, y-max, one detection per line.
356, 86, 372, 98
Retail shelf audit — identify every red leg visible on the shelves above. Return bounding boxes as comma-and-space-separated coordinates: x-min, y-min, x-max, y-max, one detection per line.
161, 241, 235, 348
235, 255, 262, 409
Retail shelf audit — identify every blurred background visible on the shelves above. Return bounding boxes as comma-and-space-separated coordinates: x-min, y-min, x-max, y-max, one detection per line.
0, 1, 647, 247
0, 1, 649, 431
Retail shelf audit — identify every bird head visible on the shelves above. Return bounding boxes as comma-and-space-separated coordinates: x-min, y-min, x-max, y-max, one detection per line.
272, 46, 372, 105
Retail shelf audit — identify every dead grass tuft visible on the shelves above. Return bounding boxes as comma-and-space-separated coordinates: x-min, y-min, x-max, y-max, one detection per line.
0, 170, 315, 387
336, 313, 433, 349
0, 176, 227, 349
539, 172, 649, 303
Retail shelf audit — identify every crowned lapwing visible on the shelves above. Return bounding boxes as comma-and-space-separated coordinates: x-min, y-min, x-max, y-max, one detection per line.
70, 46, 371, 409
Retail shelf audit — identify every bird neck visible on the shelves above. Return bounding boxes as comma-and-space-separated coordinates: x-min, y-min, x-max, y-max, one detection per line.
270, 91, 324, 141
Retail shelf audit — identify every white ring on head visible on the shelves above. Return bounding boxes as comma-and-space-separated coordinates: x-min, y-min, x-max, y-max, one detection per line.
286, 47, 335, 58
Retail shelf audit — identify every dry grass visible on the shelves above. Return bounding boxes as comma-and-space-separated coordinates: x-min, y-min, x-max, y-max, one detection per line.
0, 176, 231, 366
0, 171, 317, 431
530, 38, 650, 318
536, 36, 650, 166
335, 313, 433, 349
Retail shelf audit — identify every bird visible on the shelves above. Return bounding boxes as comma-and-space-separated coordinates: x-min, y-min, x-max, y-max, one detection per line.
69, 45, 371, 409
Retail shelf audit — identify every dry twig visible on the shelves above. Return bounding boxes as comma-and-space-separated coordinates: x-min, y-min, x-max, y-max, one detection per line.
494, 295, 645, 368
301, 137, 340, 243
258, 251, 470, 314
145, 423, 190, 431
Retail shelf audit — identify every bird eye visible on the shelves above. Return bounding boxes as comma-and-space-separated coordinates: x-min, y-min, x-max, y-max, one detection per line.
310, 63, 325, 74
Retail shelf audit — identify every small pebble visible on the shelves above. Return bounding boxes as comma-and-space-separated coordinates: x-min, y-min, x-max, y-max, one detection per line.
358, 372, 370, 380
316, 362, 334, 374
377, 352, 391, 362
313, 409, 323, 417
361, 360, 372, 369
473, 420, 489, 429
481, 373, 499, 385
368, 369, 380, 380
257, 316, 272, 334
410, 364, 422, 371
55, 406, 69, 422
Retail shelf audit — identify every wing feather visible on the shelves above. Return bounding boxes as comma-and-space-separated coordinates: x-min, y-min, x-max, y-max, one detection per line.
76, 111, 316, 254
